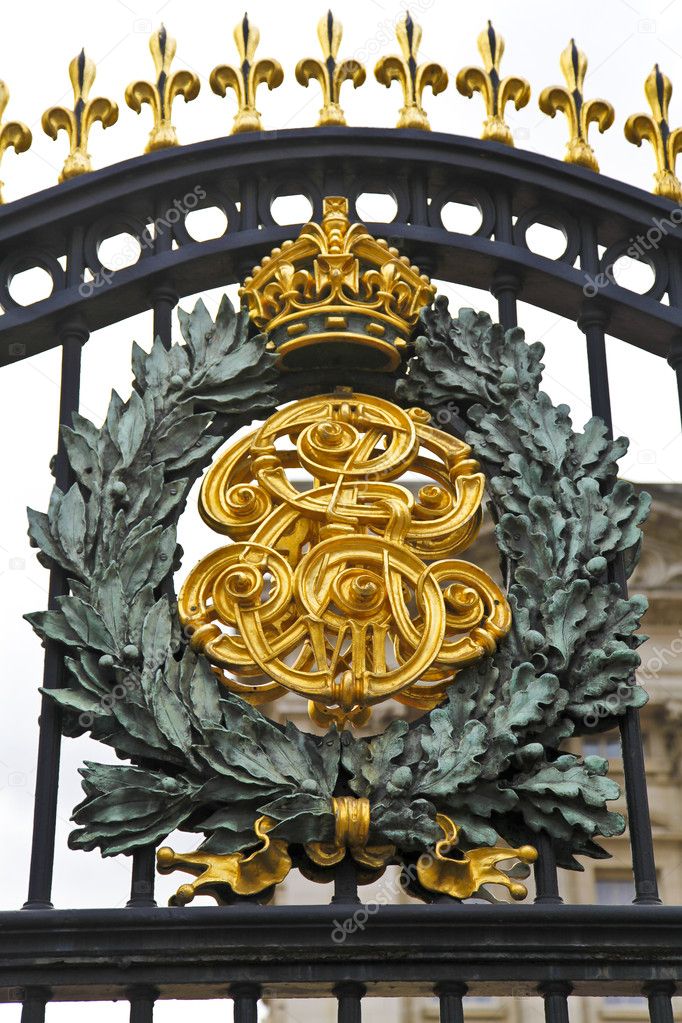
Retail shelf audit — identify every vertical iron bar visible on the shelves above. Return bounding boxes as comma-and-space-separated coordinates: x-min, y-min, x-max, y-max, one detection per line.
127, 243, 178, 906
407, 170, 436, 281
24, 317, 87, 909
665, 250, 682, 434
540, 981, 572, 1023
668, 334, 682, 429
151, 283, 177, 351
20, 987, 49, 1023
436, 981, 467, 1023
331, 855, 360, 904
334, 981, 365, 1023
491, 189, 521, 329
231, 982, 260, 1023
533, 832, 563, 904
579, 216, 660, 905
128, 985, 156, 1023
237, 176, 260, 285
127, 844, 157, 908
491, 270, 521, 330
644, 981, 676, 1023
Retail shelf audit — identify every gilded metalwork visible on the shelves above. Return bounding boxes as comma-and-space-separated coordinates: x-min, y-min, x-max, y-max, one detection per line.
178, 388, 510, 725
625, 64, 682, 201
0, 81, 31, 204
456, 22, 530, 147
374, 13, 448, 131
240, 196, 434, 370
42, 50, 118, 182
125, 25, 200, 152
305, 796, 395, 871
210, 14, 283, 134
416, 814, 537, 900
539, 40, 614, 173
295, 12, 365, 126
157, 816, 291, 905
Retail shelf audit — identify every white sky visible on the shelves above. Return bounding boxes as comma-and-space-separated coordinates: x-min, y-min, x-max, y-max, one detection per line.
1, 0, 682, 1018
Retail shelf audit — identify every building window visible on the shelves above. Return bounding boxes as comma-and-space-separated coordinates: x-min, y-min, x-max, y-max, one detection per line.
595, 874, 634, 905
583, 732, 622, 759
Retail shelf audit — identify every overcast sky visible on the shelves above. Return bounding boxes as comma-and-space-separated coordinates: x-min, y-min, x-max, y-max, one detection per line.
1, 0, 681, 1018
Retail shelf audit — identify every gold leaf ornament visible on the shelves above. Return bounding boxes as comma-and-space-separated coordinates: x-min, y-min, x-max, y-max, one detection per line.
375, 12, 448, 131
125, 25, 200, 152
42, 50, 118, 182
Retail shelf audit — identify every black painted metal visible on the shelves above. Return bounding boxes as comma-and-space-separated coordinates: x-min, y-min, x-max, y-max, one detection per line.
5, 125, 681, 1016
231, 983, 260, 1023
3, 905, 682, 999
437, 982, 467, 1023
335, 981, 366, 1023
19, 987, 48, 1023
540, 982, 572, 1023
2, 129, 682, 367
533, 833, 563, 906
128, 985, 156, 1023
645, 982, 676, 1023
579, 219, 661, 906
24, 322, 87, 909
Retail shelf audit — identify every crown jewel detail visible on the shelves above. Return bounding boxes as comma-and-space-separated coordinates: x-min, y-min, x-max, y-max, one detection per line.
239, 196, 434, 370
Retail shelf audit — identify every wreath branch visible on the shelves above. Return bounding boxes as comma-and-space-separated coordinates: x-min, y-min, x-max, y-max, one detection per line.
25, 294, 650, 875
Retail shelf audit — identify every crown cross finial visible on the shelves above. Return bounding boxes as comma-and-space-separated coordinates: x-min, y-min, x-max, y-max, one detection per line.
210, 14, 284, 134
374, 12, 448, 131
295, 11, 366, 126
539, 40, 614, 172
239, 195, 434, 370
625, 64, 682, 202
125, 25, 200, 152
456, 22, 530, 146
0, 81, 31, 204
42, 50, 118, 182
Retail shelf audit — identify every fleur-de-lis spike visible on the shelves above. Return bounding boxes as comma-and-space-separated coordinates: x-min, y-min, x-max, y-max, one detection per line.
210, 13, 284, 134
456, 22, 530, 146
625, 65, 682, 202
538, 40, 614, 173
42, 50, 118, 183
295, 11, 366, 126
125, 25, 200, 152
0, 82, 32, 204
374, 12, 448, 131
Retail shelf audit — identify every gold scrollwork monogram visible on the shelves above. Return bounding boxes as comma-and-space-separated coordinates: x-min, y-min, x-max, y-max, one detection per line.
178, 390, 511, 726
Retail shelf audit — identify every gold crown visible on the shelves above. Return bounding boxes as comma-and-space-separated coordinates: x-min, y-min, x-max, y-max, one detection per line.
239, 196, 435, 371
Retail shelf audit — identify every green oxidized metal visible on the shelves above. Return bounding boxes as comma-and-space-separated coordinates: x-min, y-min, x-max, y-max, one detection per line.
25, 292, 650, 881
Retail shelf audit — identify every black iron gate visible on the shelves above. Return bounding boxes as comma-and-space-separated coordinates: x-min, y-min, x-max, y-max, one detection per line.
2, 120, 682, 1023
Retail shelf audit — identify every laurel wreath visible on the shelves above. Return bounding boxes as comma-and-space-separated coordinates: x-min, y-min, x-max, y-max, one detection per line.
26, 293, 650, 878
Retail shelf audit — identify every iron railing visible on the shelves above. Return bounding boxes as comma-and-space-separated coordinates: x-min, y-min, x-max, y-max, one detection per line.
2, 127, 682, 1023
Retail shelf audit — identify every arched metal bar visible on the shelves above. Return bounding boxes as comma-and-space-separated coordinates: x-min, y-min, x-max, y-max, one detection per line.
1, 128, 681, 366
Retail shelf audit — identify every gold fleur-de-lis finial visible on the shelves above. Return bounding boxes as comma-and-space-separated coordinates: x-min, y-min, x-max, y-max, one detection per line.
0, 82, 31, 204
456, 22, 530, 146
625, 65, 682, 202
125, 25, 200, 152
538, 40, 614, 173
42, 50, 118, 182
374, 12, 448, 131
210, 13, 284, 134
295, 11, 366, 126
